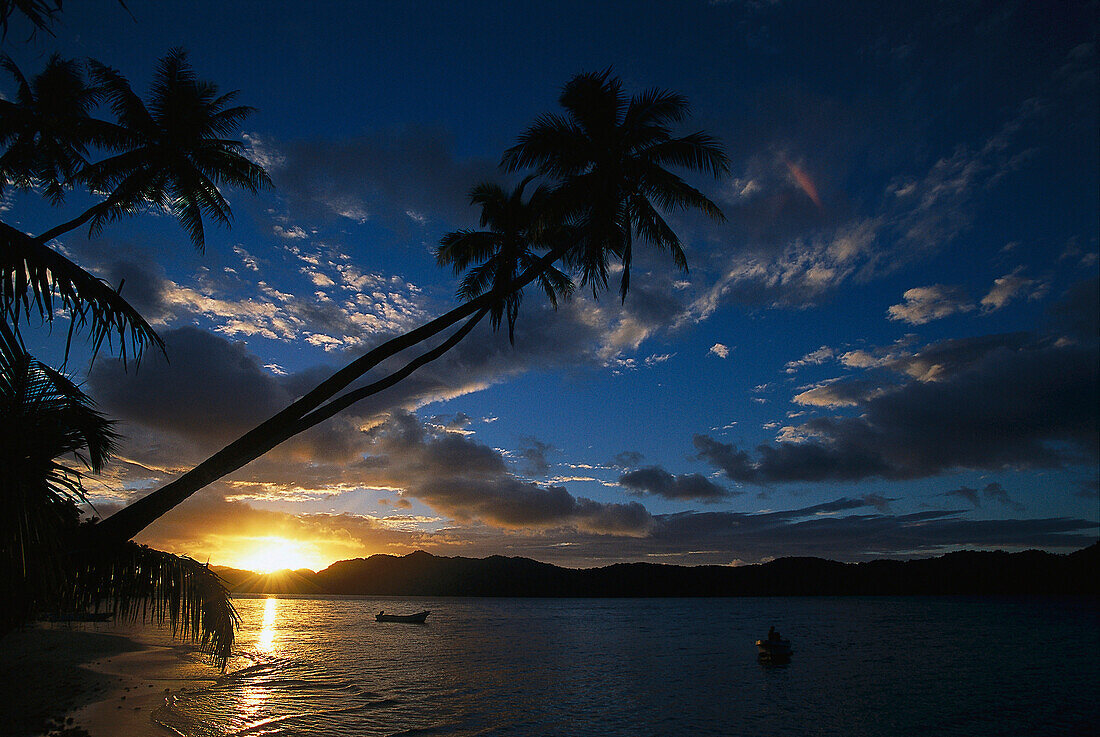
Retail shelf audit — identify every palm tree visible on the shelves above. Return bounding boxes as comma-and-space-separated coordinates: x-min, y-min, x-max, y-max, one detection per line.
93, 71, 729, 544
0, 50, 270, 361
68, 49, 271, 250
437, 176, 574, 344
502, 68, 728, 299
0, 54, 109, 204
0, 0, 60, 39
0, 321, 237, 665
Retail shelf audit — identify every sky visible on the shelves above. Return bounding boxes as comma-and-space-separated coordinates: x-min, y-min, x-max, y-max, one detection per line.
4, 0, 1097, 571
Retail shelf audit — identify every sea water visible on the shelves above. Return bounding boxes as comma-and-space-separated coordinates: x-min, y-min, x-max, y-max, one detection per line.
152, 595, 1098, 736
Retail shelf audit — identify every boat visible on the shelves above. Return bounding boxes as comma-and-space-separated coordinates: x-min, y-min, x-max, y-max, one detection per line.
756, 637, 793, 662
375, 610, 430, 623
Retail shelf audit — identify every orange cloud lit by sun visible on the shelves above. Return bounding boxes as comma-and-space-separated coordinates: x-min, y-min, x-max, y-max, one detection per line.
784, 158, 824, 211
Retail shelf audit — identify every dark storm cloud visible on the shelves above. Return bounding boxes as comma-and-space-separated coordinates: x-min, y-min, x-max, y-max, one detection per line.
88, 326, 292, 446
361, 412, 654, 535
696, 340, 1098, 485
618, 466, 734, 502
273, 126, 499, 232
102, 258, 172, 323
1048, 276, 1099, 341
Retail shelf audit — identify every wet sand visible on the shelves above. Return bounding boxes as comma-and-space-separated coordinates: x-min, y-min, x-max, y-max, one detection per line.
1, 624, 220, 737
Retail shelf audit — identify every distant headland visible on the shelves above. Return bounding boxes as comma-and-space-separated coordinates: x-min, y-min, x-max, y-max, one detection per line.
214, 543, 1099, 597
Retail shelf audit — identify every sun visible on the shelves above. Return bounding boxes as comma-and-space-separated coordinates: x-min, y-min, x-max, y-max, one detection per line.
233, 537, 320, 573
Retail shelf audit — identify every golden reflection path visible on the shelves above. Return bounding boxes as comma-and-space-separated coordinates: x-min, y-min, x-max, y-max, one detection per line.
237, 597, 279, 726
257, 596, 278, 653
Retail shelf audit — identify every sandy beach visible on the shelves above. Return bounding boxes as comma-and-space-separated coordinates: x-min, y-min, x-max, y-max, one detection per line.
1, 624, 221, 737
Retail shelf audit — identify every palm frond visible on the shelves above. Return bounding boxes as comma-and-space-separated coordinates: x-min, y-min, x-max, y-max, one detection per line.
0, 0, 61, 39
1, 222, 164, 362
66, 542, 239, 667
644, 132, 731, 178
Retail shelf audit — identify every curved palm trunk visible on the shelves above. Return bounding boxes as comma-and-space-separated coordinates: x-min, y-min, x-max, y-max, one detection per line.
94, 247, 566, 543
33, 200, 112, 244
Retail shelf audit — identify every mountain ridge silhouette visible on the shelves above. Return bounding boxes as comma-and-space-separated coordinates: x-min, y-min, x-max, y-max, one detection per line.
212, 542, 1099, 597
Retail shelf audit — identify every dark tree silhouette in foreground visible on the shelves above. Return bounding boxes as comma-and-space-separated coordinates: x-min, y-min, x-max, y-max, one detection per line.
0, 322, 237, 664
1, 50, 271, 360
436, 176, 575, 344
1, 50, 261, 661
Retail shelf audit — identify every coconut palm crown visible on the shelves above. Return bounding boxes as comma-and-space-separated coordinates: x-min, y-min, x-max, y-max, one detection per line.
436, 176, 574, 344
76, 48, 272, 251
1, 49, 270, 362
502, 68, 729, 301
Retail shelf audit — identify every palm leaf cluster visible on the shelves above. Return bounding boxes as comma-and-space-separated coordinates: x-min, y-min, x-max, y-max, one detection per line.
437, 176, 574, 343
0, 48, 269, 361
438, 68, 728, 346
502, 68, 728, 300
0, 324, 236, 665
66, 541, 239, 667
0, 0, 60, 40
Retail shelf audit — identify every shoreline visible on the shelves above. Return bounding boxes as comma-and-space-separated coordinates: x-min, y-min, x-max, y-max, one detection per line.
1, 624, 221, 737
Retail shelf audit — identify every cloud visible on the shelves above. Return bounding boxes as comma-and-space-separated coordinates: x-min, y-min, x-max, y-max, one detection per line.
517, 437, 556, 476
695, 337, 1098, 484
980, 267, 1044, 312
618, 466, 734, 502
944, 483, 1025, 511
791, 379, 887, 408
784, 345, 834, 373
361, 412, 654, 535
270, 126, 499, 232
89, 326, 292, 447
708, 343, 730, 359
1048, 277, 1098, 340
888, 284, 974, 324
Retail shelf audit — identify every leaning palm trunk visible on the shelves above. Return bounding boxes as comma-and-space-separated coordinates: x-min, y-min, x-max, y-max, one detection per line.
93, 249, 566, 544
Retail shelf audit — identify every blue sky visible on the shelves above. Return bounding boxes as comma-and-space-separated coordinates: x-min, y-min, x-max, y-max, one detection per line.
4, 0, 1097, 569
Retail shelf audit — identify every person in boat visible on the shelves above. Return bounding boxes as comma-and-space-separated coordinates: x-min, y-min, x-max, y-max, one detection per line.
378, 611, 384, 617
768, 626, 781, 641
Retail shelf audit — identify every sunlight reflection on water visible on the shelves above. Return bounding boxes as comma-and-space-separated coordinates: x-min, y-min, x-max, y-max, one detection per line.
256, 597, 277, 653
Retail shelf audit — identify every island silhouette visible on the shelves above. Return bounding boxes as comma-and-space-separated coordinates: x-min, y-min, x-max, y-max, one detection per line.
213, 543, 1098, 597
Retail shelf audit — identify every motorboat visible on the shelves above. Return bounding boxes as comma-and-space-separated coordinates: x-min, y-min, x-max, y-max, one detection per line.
756, 636, 793, 662
375, 610, 430, 623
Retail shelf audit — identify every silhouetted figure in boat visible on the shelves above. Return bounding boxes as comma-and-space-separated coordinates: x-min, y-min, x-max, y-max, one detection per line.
378, 611, 384, 618
768, 626, 781, 641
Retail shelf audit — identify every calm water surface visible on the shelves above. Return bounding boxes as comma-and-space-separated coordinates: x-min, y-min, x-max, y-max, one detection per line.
154, 596, 1098, 736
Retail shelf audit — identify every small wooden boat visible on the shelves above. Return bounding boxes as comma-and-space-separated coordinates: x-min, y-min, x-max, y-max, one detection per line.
756, 637, 793, 662
375, 610, 430, 623
42, 611, 115, 622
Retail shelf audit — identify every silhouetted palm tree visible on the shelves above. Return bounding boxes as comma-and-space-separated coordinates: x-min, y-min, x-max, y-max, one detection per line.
0, 322, 237, 665
0, 0, 60, 39
0, 54, 108, 203
437, 176, 574, 344
94, 71, 728, 544
502, 68, 728, 299
1, 50, 269, 360
48, 49, 271, 249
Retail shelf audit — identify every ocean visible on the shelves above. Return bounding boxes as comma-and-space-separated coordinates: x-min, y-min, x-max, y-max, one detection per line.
152, 595, 1098, 736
